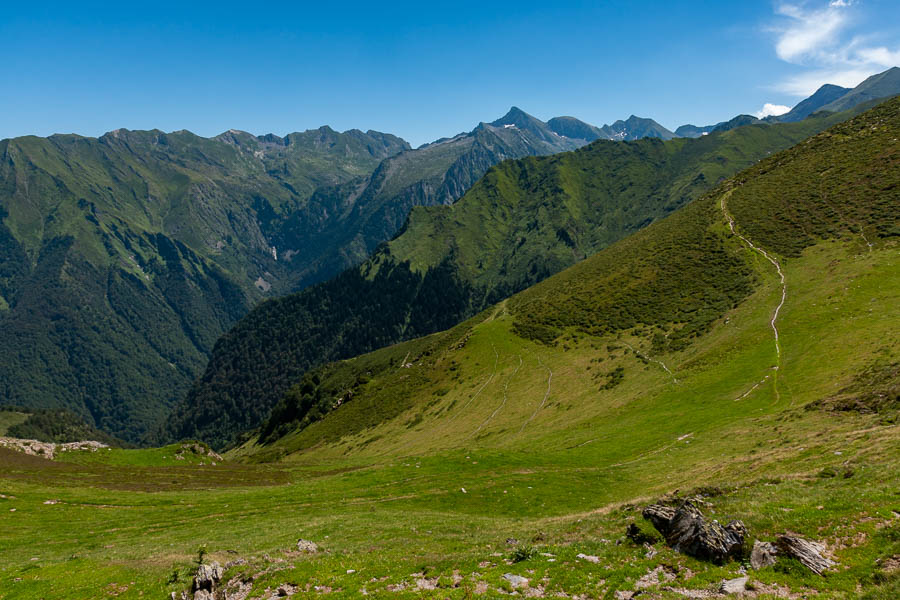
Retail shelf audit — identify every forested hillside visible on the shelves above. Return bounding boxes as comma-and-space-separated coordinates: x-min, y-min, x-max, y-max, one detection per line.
0, 127, 407, 440
0, 109, 609, 441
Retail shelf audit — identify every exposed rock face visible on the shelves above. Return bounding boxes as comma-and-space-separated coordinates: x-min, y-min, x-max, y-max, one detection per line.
642, 501, 746, 563
642, 504, 676, 533
750, 540, 778, 570
777, 535, 836, 575
296, 539, 318, 553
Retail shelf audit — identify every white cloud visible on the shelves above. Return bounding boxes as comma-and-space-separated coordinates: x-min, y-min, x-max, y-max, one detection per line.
768, 2, 900, 97
774, 3, 849, 63
755, 103, 792, 118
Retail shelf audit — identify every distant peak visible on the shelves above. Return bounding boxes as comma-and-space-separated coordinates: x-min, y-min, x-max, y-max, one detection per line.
491, 106, 540, 128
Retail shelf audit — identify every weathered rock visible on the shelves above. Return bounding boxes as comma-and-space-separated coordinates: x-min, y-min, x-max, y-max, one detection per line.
643, 501, 745, 563
0, 437, 109, 461
502, 573, 529, 589
192, 562, 224, 599
635, 565, 676, 589
750, 540, 778, 570
296, 539, 318, 553
776, 535, 835, 575
576, 553, 600, 563
720, 576, 748, 594
642, 504, 676, 533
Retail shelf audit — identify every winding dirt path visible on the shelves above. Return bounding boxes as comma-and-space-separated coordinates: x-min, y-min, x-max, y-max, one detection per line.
519, 355, 553, 434
442, 346, 499, 429
721, 192, 786, 366
620, 341, 678, 384
470, 354, 523, 438
721, 192, 786, 401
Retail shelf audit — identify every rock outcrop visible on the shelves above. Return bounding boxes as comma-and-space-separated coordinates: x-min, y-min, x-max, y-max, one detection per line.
189, 562, 224, 600
0, 437, 108, 460
750, 540, 778, 570
642, 501, 746, 563
777, 535, 836, 575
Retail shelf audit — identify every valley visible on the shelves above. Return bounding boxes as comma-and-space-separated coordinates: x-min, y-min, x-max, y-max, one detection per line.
1, 91, 897, 599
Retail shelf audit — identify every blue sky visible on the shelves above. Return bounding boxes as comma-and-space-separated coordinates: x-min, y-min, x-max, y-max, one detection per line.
2, 1, 899, 146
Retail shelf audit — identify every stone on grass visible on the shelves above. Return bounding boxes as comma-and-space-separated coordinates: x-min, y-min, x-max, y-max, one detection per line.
193, 562, 224, 598
296, 539, 319, 553
576, 553, 601, 563
750, 540, 778, 570
776, 535, 835, 575
720, 576, 748, 594
502, 573, 529, 589
643, 501, 745, 564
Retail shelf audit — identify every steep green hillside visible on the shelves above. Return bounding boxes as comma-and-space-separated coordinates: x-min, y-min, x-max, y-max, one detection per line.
246, 96, 898, 458
0, 127, 408, 440
168, 104, 879, 448
269, 108, 603, 289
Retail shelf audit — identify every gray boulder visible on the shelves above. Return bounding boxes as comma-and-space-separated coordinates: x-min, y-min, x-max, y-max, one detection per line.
750, 540, 778, 570
720, 576, 749, 594
192, 562, 223, 599
642, 500, 746, 563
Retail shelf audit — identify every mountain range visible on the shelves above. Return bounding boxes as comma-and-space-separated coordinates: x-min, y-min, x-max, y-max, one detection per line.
2, 67, 899, 444
0, 109, 617, 441
163, 95, 891, 448
675, 66, 900, 137
244, 94, 899, 462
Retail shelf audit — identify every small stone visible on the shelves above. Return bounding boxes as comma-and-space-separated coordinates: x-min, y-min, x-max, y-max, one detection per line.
720, 576, 749, 594
576, 553, 601, 564
750, 541, 777, 570
296, 539, 319, 553
503, 573, 529, 589
416, 578, 438, 590
506, 538, 519, 546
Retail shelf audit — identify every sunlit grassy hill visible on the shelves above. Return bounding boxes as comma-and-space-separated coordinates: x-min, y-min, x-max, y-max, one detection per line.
169, 102, 886, 449
243, 96, 899, 462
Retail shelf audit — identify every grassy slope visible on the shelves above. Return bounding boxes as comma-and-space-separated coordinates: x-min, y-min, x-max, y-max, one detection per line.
171, 106, 873, 449
0, 99, 896, 598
